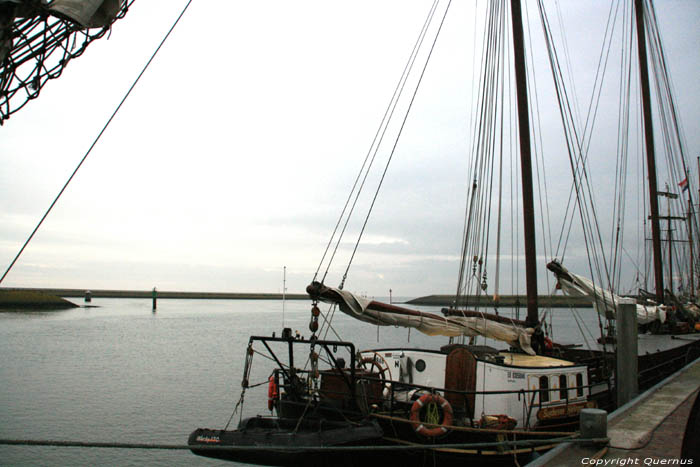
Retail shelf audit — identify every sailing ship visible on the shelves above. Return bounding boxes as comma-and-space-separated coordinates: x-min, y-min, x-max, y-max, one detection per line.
189, 0, 700, 465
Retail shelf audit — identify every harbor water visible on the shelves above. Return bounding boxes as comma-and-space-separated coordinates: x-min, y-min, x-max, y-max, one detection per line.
0, 297, 602, 466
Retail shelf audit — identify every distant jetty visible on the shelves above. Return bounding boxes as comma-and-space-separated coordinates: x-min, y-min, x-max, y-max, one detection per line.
0, 289, 79, 310
2, 287, 591, 308
405, 294, 592, 308
4, 287, 309, 301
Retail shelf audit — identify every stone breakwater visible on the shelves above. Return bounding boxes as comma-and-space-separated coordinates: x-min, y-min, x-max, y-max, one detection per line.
0, 289, 79, 309
1, 288, 592, 308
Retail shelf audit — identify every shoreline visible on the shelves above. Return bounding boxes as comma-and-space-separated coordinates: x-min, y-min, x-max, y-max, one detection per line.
0, 289, 79, 309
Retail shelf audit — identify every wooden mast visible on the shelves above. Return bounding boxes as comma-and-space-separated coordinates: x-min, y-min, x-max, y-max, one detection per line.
688, 198, 694, 299
634, 0, 664, 303
509, 0, 539, 326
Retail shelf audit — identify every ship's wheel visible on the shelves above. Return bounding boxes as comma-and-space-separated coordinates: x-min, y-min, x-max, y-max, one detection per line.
0, 0, 132, 124
358, 351, 392, 393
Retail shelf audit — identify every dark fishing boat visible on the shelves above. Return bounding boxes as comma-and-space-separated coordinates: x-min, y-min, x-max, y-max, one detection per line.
188, 332, 595, 466
187, 295, 698, 466
189, 0, 700, 465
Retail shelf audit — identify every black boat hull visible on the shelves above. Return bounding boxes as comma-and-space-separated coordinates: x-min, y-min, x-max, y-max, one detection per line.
188, 334, 700, 466
189, 415, 541, 467
188, 417, 384, 466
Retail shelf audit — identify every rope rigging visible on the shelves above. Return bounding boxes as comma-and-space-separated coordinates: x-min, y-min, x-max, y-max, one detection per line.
552, 0, 622, 266
313, 0, 450, 290
311, 0, 698, 351
642, 0, 698, 295
537, 0, 613, 294
455, 0, 514, 310
533, 0, 645, 347
312, 0, 443, 285
312, 0, 454, 343
524, 0, 557, 311
339, 0, 454, 291
536, 0, 698, 333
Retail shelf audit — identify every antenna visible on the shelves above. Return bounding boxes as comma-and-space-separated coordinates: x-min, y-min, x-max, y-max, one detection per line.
282, 266, 287, 327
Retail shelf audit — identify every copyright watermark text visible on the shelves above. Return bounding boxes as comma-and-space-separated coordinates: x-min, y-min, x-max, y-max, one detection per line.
581, 459, 694, 466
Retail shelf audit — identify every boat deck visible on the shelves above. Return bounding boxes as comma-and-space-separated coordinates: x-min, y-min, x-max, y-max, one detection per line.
570, 332, 700, 355
630, 333, 700, 355
527, 355, 700, 466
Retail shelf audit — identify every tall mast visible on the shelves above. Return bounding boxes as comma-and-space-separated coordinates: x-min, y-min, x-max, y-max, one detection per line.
634, 0, 664, 302
509, 0, 539, 326
668, 197, 673, 294
689, 197, 695, 299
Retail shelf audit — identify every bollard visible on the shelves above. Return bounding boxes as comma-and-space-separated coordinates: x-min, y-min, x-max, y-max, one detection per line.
616, 298, 638, 406
580, 408, 608, 445
152, 287, 157, 311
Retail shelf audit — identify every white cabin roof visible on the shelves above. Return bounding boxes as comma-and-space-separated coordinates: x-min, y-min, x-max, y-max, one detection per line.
498, 352, 576, 368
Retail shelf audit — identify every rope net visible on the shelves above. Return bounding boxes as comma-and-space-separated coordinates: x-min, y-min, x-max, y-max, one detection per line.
0, 0, 133, 125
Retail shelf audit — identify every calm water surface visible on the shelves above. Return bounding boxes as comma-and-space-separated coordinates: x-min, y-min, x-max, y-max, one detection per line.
0, 298, 600, 466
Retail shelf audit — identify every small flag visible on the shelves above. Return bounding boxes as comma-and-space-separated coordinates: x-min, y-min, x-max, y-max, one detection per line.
679, 177, 689, 192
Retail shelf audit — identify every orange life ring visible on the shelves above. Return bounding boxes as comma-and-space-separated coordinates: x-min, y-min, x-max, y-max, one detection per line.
267, 375, 278, 411
409, 393, 453, 437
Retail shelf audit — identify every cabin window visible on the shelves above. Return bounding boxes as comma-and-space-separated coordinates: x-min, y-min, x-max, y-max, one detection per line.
539, 375, 549, 403
415, 359, 426, 372
559, 375, 567, 400
576, 373, 584, 397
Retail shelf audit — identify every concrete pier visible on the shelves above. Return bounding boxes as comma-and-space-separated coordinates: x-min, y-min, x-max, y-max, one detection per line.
528, 357, 700, 466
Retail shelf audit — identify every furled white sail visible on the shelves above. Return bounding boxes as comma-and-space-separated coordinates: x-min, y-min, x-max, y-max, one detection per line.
308, 283, 536, 355
49, 0, 123, 28
548, 261, 666, 325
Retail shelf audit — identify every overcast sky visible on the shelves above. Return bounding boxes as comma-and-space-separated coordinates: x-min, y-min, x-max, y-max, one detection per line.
1, 0, 699, 298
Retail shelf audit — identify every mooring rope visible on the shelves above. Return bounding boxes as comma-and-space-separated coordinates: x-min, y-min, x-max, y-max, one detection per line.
369, 412, 577, 436
0, 436, 605, 452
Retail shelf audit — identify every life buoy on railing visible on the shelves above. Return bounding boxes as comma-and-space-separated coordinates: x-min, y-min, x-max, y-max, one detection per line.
267, 375, 278, 411
409, 393, 453, 437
